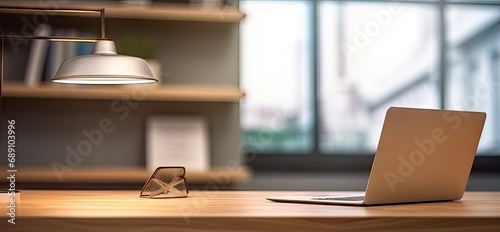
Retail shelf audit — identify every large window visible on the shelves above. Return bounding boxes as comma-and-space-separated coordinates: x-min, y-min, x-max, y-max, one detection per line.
240, 1, 313, 153
319, 2, 439, 153
240, 0, 500, 168
446, 4, 500, 154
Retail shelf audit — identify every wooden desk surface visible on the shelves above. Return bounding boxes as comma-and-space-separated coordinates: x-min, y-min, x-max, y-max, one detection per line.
1, 190, 499, 232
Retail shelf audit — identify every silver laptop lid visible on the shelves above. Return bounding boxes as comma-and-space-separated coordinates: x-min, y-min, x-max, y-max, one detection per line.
364, 107, 486, 205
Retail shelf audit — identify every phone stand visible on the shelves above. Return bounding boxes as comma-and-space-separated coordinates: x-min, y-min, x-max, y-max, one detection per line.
140, 167, 189, 199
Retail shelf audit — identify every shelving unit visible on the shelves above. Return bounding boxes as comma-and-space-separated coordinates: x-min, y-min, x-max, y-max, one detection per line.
0, 1, 248, 187
3, 84, 244, 102
0, 1, 245, 23
0, 167, 251, 184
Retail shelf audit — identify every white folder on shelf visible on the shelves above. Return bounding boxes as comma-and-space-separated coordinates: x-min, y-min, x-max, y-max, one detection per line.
146, 115, 210, 172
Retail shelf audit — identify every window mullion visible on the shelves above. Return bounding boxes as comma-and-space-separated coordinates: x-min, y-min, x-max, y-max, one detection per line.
312, 0, 321, 155
439, 0, 447, 109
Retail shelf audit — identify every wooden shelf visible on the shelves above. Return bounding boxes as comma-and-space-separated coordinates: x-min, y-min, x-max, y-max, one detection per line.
0, 167, 251, 184
0, 1, 245, 23
2, 84, 244, 102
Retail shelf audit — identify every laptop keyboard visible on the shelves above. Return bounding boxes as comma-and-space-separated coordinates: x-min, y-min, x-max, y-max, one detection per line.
312, 196, 364, 201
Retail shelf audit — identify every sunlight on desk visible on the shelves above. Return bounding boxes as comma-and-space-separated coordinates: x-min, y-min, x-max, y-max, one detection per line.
0, 190, 499, 231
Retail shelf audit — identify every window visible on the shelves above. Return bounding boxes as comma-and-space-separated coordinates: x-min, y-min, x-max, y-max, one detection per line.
446, 4, 500, 153
240, 0, 500, 170
319, 2, 439, 153
240, 1, 313, 153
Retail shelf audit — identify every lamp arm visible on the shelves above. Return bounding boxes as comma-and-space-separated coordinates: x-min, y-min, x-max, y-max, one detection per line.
0, 35, 110, 43
0, 6, 156, 86
0, 5, 111, 90
0, 6, 106, 39
0, 6, 107, 123
1, 38, 4, 138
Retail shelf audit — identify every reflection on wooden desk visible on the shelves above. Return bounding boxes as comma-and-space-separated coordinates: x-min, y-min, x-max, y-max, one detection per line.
0, 190, 499, 231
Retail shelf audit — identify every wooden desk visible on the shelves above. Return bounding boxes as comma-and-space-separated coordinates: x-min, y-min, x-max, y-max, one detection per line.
1, 191, 499, 232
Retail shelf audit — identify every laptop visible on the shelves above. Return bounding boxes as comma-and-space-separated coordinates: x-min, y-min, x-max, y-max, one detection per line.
266, 107, 486, 206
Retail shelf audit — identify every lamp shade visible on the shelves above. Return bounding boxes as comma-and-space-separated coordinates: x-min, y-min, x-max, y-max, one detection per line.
52, 40, 158, 84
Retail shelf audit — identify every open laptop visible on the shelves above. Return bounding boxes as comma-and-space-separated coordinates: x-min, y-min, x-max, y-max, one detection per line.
266, 107, 486, 206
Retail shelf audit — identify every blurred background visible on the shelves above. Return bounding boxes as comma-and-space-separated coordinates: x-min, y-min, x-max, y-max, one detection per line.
237, 0, 500, 190
0, 0, 498, 191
